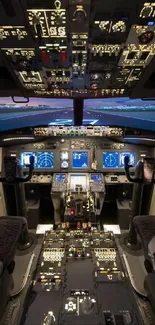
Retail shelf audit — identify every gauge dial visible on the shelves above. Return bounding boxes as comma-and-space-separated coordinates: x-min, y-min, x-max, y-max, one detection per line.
103, 152, 118, 168
61, 160, 69, 168
38, 152, 54, 168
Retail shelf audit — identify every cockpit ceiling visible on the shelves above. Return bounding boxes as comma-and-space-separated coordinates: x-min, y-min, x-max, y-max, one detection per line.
1, 1, 155, 99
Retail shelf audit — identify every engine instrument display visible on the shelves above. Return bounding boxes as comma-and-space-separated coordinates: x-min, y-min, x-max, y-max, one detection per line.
70, 175, 87, 191
37, 152, 54, 168
91, 174, 102, 182
103, 152, 119, 168
21, 152, 37, 168
72, 152, 88, 169
120, 152, 136, 168
55, 174, 66, 182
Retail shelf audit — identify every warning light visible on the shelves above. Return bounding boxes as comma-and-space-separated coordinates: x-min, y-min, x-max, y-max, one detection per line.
61, 51, 67, 62
70, 209, 75, 216
77, 222, 81, 229
41, 50, 48, 63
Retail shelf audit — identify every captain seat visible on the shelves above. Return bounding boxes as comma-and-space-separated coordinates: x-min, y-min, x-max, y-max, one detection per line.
0, 216, 28, 320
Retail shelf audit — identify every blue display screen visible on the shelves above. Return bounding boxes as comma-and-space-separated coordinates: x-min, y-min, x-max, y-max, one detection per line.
37, 152, 54, 168
72, 152, 88, 168
103, 152, 119, 168
55, 174, 66, 182
91, 174, 102, 182
21, 152, 37, 168
120, 152, 136, 168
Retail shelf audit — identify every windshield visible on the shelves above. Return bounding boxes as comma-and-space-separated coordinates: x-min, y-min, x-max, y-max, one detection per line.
0, 97, 155, 131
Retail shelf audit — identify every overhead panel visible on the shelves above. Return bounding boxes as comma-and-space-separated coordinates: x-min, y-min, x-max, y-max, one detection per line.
0, 0, 154, 98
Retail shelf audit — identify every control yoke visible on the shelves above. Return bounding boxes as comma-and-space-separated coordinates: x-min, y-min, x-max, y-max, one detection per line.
124, 156, 143, 183
124, 155, 155, 184
0, 155, 34, 183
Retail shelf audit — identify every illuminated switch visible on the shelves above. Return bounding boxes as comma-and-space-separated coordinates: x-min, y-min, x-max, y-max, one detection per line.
70, 209, 75, 216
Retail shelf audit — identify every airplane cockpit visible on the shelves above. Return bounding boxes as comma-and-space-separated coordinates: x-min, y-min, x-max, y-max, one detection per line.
0, 125, 155, 325
1, 0, 155, 324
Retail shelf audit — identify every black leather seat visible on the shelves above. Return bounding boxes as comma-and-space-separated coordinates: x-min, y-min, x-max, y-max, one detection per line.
134, 215, 155, 310
134, 215, 155, 271
0, 216, 28, 319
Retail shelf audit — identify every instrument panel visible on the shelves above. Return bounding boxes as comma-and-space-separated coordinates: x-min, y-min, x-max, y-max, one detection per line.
21, 151, 54, 168
6, 137, 152, 174
21, 149, 137, 171
103, 151, 136, 168
33, 126, 124, 137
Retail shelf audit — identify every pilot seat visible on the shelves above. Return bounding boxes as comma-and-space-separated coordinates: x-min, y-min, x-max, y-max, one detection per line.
134, 215, 155, 309
0, 216, 29, 320
134, 215, 155, 271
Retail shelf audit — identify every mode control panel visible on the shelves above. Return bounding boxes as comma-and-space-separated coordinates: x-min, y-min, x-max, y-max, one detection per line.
52, 173, 67, 192
90, 174, 105, 192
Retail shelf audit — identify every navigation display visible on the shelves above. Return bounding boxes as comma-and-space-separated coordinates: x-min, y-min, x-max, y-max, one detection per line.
103, 152, 119, 168
91, 174, 102, 182
72, 152, 88, 169
55, 174, 66, 182
21, 152, 37, 168
120, 152, 136, 168
37, 152, 54, 168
